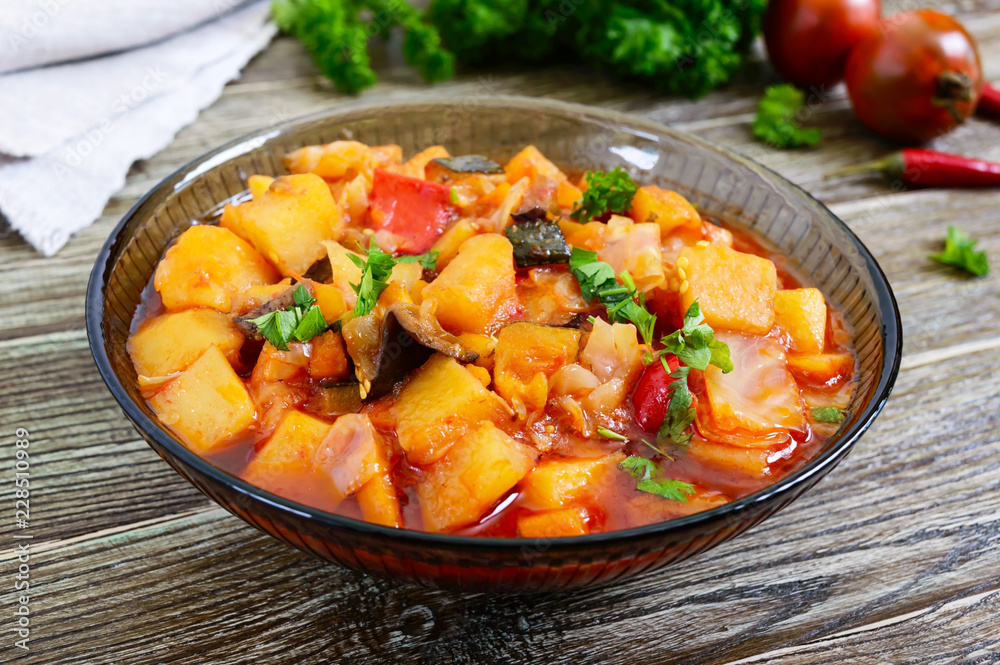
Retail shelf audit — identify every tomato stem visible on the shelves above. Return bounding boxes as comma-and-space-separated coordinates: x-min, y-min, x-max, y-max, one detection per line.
933, 70, 975, 124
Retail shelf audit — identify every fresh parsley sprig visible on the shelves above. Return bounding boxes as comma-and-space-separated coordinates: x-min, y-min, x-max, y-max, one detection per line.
396, 249, 440, 271
348, 239, 397, 317
571, 168, 639, 222
929, 226, 989, 277
661, 301, 733, 373
659, 365, 697, 446
568, 247, 657, 344
250, 284, 328, 351
753, 84, 821, 150
618, 456, 696, 502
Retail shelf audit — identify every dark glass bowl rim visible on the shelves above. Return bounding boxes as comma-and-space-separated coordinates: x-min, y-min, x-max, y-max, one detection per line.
85, 94, 902, 555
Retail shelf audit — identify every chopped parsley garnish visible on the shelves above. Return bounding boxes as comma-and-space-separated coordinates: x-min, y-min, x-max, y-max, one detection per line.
568, 247, 657, 344
753, 84, 821, 150
570, 168, 639, 222
347, 239, 397, 317
661, 301, 733, 373
618, 456, 696, 502
596, 426, 629, 442
659, 365, 697, 446
396, 249, 440, 271
811, 407, 847, 424
929, 226, 989, 277
249, 284, 328, 351
449, 186, 458, 205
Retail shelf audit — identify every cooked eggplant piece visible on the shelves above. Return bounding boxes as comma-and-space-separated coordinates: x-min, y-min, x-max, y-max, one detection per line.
303, 255, 333, 283
308, 381, 364, 417
342, 301, 480, 400
505, 221, 572, 267
432, 155, 504, 175
231, 282, 315, 340
510, 206, 548, 223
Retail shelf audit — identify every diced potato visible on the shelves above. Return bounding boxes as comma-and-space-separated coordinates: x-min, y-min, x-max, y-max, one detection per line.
357, 472, 402, 528
331, 172, 371, 224
128, 309, 243, 378
494, 322, 581, 413
248, 175, 274, 200
391, 354, 510, 465
556, 180, 583, 209
630, 186, 702, 235
678, 243, 777, 335
704, 332, 805, 435
148, 346, 256, 455
519, 452, 624, 510
154, 225, 279, 313
417, 422, 537, 532
311, 281, 350, 322
598, 216, 664, 292
308, 330, 351, 382
775, 288, 827, 354
466, 364, 492, 388
787, 352, 855, 385
688, 438, 771, 476
388, 261, 423, 293
458, 333, 498, 370
422, 234, 517, 335
284, 140, 371, 179
322, 240, 364, 307
517, 507, 590, 538
430, 219, 480, 270
503, 145, 567, 184
313, 414, 390, 499
243, 410, 332, 492
221, 174, 344, 277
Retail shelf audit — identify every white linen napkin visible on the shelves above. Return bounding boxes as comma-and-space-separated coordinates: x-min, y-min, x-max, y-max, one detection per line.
0, 0, 276, 256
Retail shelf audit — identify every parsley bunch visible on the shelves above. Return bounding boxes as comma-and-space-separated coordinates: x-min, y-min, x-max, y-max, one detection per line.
618, 456, 696, 502
571, 168, 639, 223
753, 84, 821, 150
568, 247, 657, 344
929, 226, 989, 277
272, 0, 455, 94
250, 284, 329, 351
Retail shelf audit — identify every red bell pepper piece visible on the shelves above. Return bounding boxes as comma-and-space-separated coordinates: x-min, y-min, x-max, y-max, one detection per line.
368, 168, 456, 254
632, 354, 681, 433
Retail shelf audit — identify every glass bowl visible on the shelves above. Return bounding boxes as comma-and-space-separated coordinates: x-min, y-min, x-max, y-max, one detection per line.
86, 95, 902, 592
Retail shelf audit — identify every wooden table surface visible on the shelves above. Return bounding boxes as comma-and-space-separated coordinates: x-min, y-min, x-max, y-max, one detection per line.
3, 2, 1000, 661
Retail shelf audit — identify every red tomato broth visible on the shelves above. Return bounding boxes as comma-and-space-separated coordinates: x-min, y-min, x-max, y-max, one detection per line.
130, 142, 858, 538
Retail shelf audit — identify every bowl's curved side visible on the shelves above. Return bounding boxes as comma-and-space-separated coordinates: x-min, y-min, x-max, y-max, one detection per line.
86, 95, 901, 592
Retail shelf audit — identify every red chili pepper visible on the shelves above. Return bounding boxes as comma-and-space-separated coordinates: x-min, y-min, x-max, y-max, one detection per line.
976, 82, 1000, 118
827, 148, 1000, 188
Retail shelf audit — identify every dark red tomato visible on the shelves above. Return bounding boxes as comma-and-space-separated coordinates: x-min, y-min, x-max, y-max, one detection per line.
369, 168, 456, 254
764, 0, 881, 88
845, 10, 982, 144
632, 354, 681, 433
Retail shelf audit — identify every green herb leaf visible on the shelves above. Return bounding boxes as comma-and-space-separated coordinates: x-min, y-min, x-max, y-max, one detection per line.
929, 226, 989, 277
811, 407, 847, 424
618, 456, 696, 502
292, 283, 316, 309
596, 426, 629, 442
660, 301, 732, 373
449, 186, 458, 204
568, 247, 657, 345
396, 249, 440, 271
570, 168, 639, 222
349, 239, 397, 317
658, 365, 696, 445
250, 309, 301, 352
753, 84, 821, 150
293, 305, 329, 342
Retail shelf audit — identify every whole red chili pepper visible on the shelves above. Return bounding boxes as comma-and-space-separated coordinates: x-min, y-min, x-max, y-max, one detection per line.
976, 82, 1000, 118
828, 148, 1000, 188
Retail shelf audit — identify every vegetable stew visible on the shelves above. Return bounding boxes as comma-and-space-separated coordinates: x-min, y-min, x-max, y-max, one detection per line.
128, 141, 857, 538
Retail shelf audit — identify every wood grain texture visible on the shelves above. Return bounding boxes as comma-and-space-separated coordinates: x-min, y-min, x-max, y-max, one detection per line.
2, 1, 1000, 660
